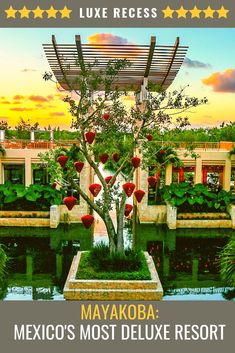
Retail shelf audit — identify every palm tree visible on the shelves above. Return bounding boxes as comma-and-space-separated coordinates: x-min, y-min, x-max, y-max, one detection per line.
0, 245, 7, 281
220, 237, 235, 287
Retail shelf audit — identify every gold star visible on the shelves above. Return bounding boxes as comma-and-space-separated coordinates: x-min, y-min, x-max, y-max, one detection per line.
190, 6, 201, 18
176, 6, 188, 18
217, 6, 229, 18
19, 6, 31, 19
5, 6, 17, 19
46, 6, 58, 18
203, 6, 215, 18
162, 6, 175, 18
60, 6, 72, 18
33, 6, 44, 19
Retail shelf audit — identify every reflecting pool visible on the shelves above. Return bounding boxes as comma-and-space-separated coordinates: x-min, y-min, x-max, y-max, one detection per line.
0, 223, 234, 300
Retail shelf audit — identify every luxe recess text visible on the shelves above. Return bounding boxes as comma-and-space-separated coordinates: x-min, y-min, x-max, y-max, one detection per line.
77, 8, 158, 19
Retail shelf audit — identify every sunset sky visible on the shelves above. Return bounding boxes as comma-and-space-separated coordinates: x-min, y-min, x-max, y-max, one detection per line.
0, 28, 235, 129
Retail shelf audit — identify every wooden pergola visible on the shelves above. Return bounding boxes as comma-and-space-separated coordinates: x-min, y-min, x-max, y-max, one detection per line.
43, 35, 188, 92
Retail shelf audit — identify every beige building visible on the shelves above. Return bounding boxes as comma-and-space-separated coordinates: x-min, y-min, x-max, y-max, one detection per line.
0, 138, 234, 227
135, 141, 235, 224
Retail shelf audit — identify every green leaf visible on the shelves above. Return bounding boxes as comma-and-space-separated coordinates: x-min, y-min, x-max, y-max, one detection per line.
174, 189, 186, 198
188, 198, 196, 205
175, 197, 187, 206
25, 192, 41, 202
4, 194, 18, 203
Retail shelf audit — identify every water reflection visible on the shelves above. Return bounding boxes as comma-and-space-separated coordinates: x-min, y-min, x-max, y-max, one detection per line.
0, 223, 234, 300
0, 224, 93, 300
136, 224, 234, 300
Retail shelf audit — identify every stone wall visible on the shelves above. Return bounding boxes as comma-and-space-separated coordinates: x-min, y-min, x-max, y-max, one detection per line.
137, 205, 167, 223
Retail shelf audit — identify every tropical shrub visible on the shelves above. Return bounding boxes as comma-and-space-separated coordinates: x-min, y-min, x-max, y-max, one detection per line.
0, 183, 63, 211
163, 182, 235, 212
0, 245, 7, 282
219, 237, 235, 286
76, 245, 151, 280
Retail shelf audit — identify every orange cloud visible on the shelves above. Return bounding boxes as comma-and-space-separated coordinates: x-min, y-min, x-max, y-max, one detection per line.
87, 33, 139, 60
88, 33, 131, 45
29, 95, 51, 103
202, 69, 235, 92
13, 95, 24, 100
49, 112, 65, 117
10, 107, 33, 112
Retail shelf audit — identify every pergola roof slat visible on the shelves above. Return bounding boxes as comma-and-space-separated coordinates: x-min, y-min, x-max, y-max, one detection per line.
43, 35, 188, 91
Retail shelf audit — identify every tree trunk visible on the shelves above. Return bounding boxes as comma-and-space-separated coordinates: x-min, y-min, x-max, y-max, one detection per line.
103, 214, 117, 254
116, 196, 126, 254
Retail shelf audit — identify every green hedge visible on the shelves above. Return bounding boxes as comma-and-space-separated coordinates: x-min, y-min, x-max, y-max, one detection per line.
163, 182, 235, 213
0, 183, 63, 211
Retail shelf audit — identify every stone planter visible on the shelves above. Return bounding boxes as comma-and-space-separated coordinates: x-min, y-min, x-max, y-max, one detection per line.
64, 251, 163, 301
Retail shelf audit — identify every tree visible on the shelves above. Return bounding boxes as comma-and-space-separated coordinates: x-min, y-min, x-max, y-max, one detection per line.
15, 118, 39, 139
43, 59, 207, 254
0, 245, 7, 282
220, 237, 235, 287
0, 120, 10, 131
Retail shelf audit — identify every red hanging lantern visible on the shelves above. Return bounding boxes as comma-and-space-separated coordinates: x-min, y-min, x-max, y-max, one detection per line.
112, 153, 120, 162
105, 176, 116, 186
85, 131, 96, 144
124, 204, 133, 217
63, 196, 77, 211
147, 176, 157, 187
99, 153, 109, 164
179, 167, 184, 183
146, 134, 153, 141
122, 182, 135, 197
134, 190, 145, 203
155, 170, 160, 180
203, 169, 208, 184
74, 161, 84, 173
131, 156, 141, 168
57, 155, 68, 168
81, 215, 94, 229
89, 184, 102, 197
103, 113, 110, 121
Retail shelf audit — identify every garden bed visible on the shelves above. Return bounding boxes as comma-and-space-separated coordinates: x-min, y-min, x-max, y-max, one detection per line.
64, 251, 163, 300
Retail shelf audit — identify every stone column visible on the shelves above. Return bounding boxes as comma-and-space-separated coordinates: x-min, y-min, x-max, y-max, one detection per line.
195, 158, 202, 184
0, 130, 5, 142
223, 158, 231, 191
50, 205, 60, 228
165, 164, 172, 185
227, 205, 235, 229
50, 130, 54, 141
30, 131, 35, 142
166, 203, 177, 229
25, 156, 32, 186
